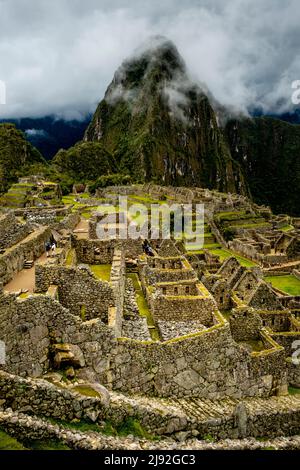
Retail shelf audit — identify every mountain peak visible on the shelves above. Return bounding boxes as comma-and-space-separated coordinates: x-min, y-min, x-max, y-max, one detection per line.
108, 36, 186, 94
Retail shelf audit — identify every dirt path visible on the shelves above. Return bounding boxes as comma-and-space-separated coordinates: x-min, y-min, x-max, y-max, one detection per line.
73, 218, 89, 239
4, 252, 48, 294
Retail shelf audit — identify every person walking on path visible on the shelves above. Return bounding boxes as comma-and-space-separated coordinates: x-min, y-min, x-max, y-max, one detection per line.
51, 241, 56, 256
45, 241, 51, 258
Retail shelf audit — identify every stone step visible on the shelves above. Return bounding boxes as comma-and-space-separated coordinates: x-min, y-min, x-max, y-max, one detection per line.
23, 260, 34, 269
111, 392, 300, 430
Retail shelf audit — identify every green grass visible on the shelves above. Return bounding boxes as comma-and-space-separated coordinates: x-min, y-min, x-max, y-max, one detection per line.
210, 248, 257, 267
127, 273, 160, 341
288, 386, 300, 395
239, 339, 265, 352
215, 210, 249, 221
228, 221, 271, 230
90, 264, 111, 282
94, 204, 119, 214
280, 225, 294, 232
46, 416, 158, 440
65, 249, 75, 266
0, 429, 27, 450
265, 275, 300, 296
80, 304, 86, 321
128, 195, 163, 204
19, 292, 29, 299
82, 212, 92, 219
117, 417, 157, 440
62, 194, 91, 209
72, 385, 100, 398
24, 439, 71, 450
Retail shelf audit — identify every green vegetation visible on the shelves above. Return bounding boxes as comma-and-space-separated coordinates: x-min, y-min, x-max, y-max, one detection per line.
280, 225, 294, 232
239, 339, 265, 352
47, 416, 158, 440
127, 273, 160, 341
215, 210, 252, 222
225, 116, 300, 216
19, 292, 29, 299
117, 417, 156, 440
265, 275, 300, 296
52, 141, 116, 182
89, 174, 131, 192
84, 39, 246, 193
23, 439, 70, 450
80, 304, 86, 321
0, 429, 27, 450
72, 385, 100, 398
0, 123, 45, 193
288, 386, 300, 395
210, 248, 257, 267
90, 264, 111, 282
0, 428, 70, 450
65, 249, 75, 266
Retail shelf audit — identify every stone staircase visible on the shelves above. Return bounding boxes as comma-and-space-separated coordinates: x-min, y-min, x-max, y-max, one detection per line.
109, 392, 300, 438
23, 259, 34, 269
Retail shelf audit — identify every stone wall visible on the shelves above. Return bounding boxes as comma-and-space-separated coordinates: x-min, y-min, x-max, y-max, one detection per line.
269, 332, 300, 356
0, 288, 288, 398
55, 211, 81, 231
229, 308, 263, 342
148, 283, 218, 325
35, 264, 114, 322
287, 359, 300, 388
75, 238, 116, 264
140, 258, 196, 286
74, 238, 143, 264
0, 226, 51, 285
0, 212, 32, 250
109, 321, 286, 398
0, 371, 108, 422
229, 239, 263, 264
155, 280, 199, 296
149, 295, 216, 324
259, 311, 292, 332
293, 269, 300, 280
0, 289, 116, 378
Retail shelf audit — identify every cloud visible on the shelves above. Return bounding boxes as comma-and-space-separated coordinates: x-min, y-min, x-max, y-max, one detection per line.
0, 0, 299, 119
25, 129, 48, 137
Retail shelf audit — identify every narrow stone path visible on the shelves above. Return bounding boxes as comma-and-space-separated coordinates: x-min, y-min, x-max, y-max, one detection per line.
73, 218, 89, 239
4, 252, 48, 294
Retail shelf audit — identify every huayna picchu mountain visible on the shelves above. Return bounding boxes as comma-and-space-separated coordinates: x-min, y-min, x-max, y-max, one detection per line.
84, 36, 248, 195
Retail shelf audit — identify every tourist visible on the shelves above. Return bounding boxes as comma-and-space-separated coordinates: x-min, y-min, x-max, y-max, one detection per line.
45, 241, 51, 257
51, 241, 56, 256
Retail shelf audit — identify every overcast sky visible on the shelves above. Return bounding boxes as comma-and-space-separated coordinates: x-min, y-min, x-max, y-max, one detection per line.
0, 0, 299, 119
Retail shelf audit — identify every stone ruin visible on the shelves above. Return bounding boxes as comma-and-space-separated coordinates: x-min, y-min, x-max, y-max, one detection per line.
0, 180, 299, 448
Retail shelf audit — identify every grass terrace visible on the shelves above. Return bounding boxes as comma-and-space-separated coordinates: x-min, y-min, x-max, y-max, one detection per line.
264, 275, 300, 296
209, 248, 258, 267
90, 264, 112, 282
0, 428, 70, 450
127, 273, 159, 341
